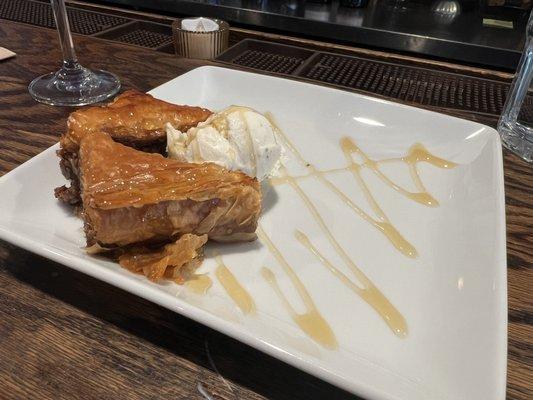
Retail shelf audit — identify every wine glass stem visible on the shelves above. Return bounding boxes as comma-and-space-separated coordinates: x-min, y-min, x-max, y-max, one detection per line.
51, 0, 79, 69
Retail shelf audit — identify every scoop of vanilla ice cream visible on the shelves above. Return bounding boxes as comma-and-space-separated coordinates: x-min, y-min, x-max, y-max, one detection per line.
166, 106, 282, 181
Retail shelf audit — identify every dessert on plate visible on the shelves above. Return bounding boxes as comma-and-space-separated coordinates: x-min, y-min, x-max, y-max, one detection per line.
55, 91, 282, 283
80, 130, 262, 249
56, 90, 212, 205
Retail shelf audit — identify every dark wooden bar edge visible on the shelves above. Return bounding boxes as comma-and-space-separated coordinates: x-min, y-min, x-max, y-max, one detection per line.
0, 20, 531, 400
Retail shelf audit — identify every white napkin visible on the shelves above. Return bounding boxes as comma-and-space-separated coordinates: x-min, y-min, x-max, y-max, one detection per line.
181, 17, 219, 32
0, 47, 16, 61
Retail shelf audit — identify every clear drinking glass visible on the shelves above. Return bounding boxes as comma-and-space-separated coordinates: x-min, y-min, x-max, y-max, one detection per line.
28, 0, 120, 106
497, 12, 533, 162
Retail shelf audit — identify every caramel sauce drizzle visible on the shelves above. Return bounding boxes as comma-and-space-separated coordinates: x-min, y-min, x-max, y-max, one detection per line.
265, 167, 407, 337
215, 255, 256, 315
185, 274, 213, 295
178, 113, 456, 348
258, 228, 338, 349
294, 230, 407, 337
259, 113, 454, 339
266, 112, 457, 258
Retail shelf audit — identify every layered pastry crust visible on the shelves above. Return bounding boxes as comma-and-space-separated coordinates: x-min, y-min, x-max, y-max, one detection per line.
56, 90, 212, 205
118, 233, 208, 283
79, 131, 262, 249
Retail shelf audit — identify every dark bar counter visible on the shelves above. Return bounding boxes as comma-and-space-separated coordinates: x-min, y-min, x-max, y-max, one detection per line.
87, 0, 528, 70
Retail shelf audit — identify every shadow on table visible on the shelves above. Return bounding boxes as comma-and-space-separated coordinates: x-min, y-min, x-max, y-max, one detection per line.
2, 241, 360, 400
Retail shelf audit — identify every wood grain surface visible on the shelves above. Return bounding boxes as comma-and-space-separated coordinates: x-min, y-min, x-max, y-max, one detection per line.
0, 20, 531, 400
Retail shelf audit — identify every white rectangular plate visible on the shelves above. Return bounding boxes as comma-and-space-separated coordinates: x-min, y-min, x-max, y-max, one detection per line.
0, 67, 507, 400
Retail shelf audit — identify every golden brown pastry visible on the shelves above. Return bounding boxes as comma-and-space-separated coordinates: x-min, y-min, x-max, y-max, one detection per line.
118, 234, 208, 283
79, 131, 262, 249
56, 90, 212, 205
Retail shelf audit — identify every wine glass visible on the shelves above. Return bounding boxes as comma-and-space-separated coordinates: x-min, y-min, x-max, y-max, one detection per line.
28, 0, 120, 106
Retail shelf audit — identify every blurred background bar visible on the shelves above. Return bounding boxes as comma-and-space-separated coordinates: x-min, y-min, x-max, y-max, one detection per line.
72, 0, 530, 70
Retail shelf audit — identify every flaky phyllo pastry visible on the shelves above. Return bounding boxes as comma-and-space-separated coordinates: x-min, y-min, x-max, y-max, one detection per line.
76, 131, 261, 281
117, 234, 208, 283
55, 91, 262, 283
55, 90, 212, 205
80, 130, 261, 247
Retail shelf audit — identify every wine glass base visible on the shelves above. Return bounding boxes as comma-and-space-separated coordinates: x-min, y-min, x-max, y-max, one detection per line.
29, 67, 120, 107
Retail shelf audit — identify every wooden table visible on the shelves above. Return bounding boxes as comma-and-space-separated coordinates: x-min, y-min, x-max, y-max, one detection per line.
0, 21, 531, 400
